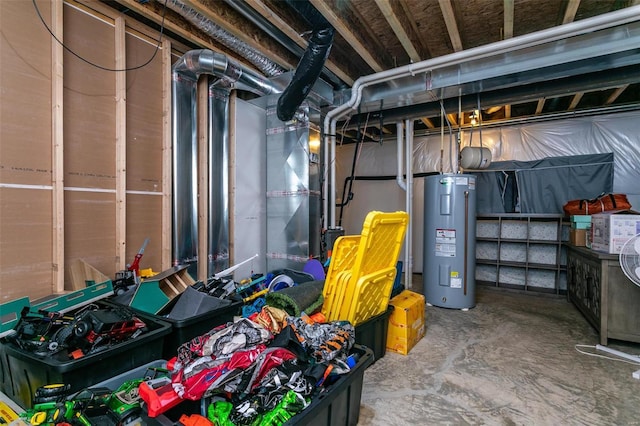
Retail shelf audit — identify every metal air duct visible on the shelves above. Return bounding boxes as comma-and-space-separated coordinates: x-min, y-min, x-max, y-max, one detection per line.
172, 49, 282, 277
163, 0, 284, 77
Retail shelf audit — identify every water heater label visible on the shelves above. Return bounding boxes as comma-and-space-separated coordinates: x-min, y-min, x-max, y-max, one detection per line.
440, 177, 454, 185
451, 277, 462, 288
435, 243, 456, 257
455, 177, 468, 186
436, 229, 456, 242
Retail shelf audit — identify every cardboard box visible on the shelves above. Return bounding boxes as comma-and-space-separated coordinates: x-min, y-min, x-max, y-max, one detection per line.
590, 211, 640, 254
386, 290, 426, 355
570, 229, 587, 246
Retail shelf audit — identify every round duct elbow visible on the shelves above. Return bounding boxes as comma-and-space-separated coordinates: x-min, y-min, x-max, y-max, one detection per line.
460, 146, 492, 170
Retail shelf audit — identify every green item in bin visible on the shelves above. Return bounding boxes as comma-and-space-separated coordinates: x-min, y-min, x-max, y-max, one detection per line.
265, 280, 324, 317
208, 400, 235, 426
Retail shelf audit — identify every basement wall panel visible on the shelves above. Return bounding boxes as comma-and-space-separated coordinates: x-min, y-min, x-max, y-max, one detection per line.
63, 4, 117, 284
0, 1, 53, 186
0, 1, 54, 300
124, 31, 164, 273
64, 191, 116, 283
126, 194, 162, 272
0, 189, 53, 301
63, 4, 116, 190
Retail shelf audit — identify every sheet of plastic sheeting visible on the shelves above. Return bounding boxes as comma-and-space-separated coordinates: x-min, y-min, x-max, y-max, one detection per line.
454, 111, 640, 209
232, 98, 267, 281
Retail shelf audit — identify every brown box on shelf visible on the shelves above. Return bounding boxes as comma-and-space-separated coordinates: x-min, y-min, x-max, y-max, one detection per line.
570, 229, 587, 246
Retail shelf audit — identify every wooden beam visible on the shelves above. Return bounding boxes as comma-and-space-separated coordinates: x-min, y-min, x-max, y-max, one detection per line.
504, 104, 511, 119
52, 0, 64, 293
310, 0, 386, 72
374, 0, 421, 62
115, 17, 127, 272
181, 0, 296, 70
398, 1, 432, 58
447, 113, 457, 126
116, 0, 261, 72
568, 92, 583, 110
606, 84, 629, 105
485, 106, 503, 114
242, 0, 353, 84
420, 117, 435, 129
535, 98, 546, 114
438, 0, 463, 52
563, 0, 581, 24
503, 0, 514, 39
162, 39, 172, 270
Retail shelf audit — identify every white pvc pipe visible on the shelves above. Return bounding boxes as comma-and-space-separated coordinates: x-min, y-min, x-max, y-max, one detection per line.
405, 119, 414, 290
322, 5, 640, 227
396, 121, 406, 191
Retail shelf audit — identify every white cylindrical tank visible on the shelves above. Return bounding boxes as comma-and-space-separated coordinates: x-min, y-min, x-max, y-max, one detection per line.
423, 174, 477, 309
460, 146, 492, 169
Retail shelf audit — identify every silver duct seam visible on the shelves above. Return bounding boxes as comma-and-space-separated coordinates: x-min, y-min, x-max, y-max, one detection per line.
172, 49, 282, 276
164, 0, 285, 77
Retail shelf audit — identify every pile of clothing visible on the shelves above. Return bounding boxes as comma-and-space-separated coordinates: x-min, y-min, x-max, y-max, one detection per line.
139, 307, 358, 425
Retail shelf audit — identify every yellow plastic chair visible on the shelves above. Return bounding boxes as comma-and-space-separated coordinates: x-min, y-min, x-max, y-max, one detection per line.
322, 211, 409, 326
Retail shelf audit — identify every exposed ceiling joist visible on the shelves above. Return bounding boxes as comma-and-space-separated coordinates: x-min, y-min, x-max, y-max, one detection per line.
116, 0, 255, 66
536, 98, 546, 114
438, 0, 463, 52
606, 85, 629, 104
374, 0, 421, 62
503, 0, 514, 39
562, 0, 581, 25
447, 113, 458, 126
181, 0, 295, 69
240, 0, 354, 85
309, 0, 386, 72
568, 92, 584, 110
504, 104, 511, 119
421, 117, 436, 129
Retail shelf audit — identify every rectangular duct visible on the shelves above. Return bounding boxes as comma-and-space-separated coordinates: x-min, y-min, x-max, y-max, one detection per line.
265, 96, 321, 272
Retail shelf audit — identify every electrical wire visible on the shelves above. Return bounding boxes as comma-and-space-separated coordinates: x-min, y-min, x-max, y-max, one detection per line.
32, 0, 168, 72
574, 344, 640, 366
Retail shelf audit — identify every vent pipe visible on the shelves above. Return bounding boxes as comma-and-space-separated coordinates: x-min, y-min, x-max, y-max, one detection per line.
163, 0, 284, 77
277, 27, 334, 121
172, 49, 282, 277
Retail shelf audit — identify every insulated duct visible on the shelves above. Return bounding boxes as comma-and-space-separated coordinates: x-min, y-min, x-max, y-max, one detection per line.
163, 0, 284, 77
172, 49, 282, 277
277, 27, 334, 121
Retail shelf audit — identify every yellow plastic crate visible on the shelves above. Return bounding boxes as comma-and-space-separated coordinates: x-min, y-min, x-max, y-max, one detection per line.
322, 211, 409, 326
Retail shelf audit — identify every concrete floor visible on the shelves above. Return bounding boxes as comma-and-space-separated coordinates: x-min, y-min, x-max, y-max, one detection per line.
358, 277, 640, 425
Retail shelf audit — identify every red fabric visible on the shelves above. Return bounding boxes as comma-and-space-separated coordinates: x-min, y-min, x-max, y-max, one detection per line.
563, 193, 631, 216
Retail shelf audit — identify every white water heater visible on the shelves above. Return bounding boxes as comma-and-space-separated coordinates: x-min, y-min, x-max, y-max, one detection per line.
423, 174, 477, 309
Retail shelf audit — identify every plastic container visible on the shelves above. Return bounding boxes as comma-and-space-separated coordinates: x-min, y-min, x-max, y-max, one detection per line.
354, 306, 392, 363
129, 345, 373, 425
0, 301, 171, 409
159, 295, 242, 359
110, 287, 242, 359
322, 211, 408, 326
284, 344, 374, 425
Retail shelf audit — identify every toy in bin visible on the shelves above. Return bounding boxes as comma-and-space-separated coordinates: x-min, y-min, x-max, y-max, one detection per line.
19, 364, 170, 425
5, 303, 148, 360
